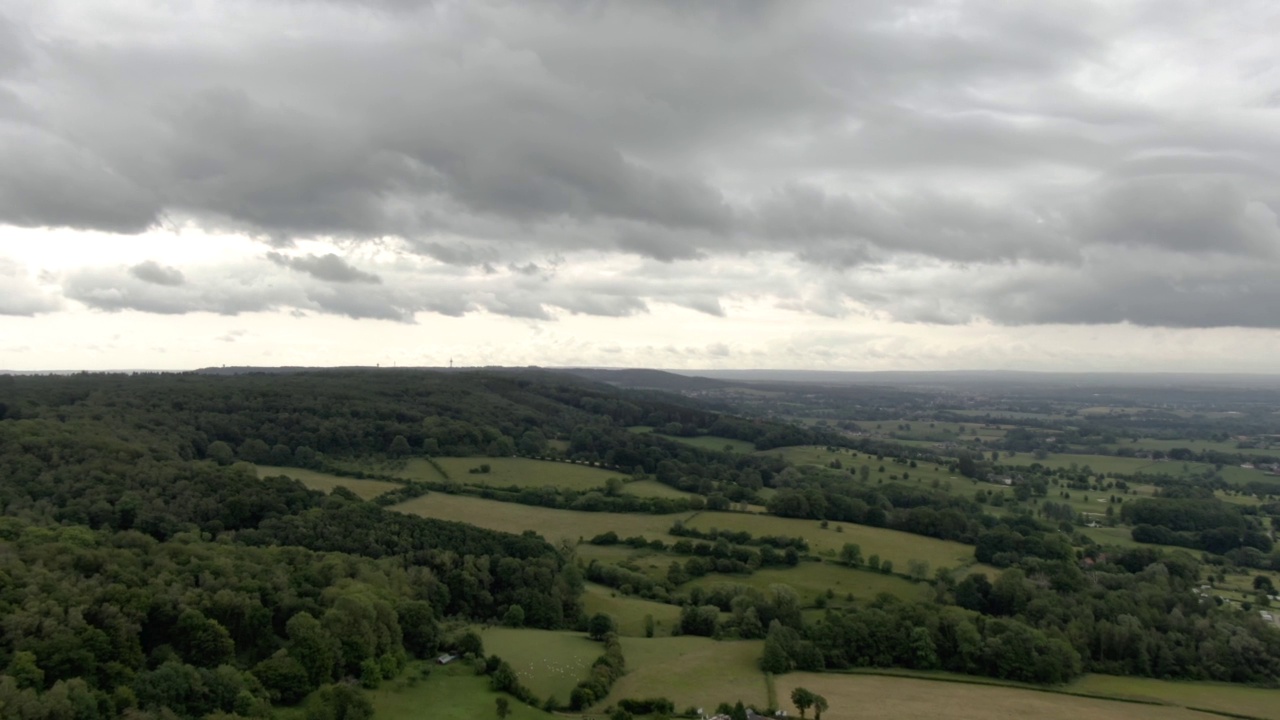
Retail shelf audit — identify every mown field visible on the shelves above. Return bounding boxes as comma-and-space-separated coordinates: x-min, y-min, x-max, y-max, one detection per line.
392, 493, 690, 544
685, 510, 978, 571
582, 582, 682, 637
255, 465, 403, 499
775, 672, 1224, 720
603, 637, 767, 712
478, 628, 600, 704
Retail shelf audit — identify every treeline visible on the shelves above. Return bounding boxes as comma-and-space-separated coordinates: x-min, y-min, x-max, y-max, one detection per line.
667, 522, 810, 551
763, 547, 1280, 685
1121, 496, 1273, 555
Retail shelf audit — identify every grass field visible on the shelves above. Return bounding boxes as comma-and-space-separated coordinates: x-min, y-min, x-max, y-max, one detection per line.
775, 672, 1223, 720
478, 628, 600, 704
603, 637, 767, 711
582, 582, 682, 637
686, 562, 928, 605
393, 493, 691, 544
685, 511, 978, 571
627, 427, 756, 453
396, 457, 623, 491
1068, 674, 1280, 720
999, 452, 1275, 487
368, 662, 557, 720
255, 465, 403, 500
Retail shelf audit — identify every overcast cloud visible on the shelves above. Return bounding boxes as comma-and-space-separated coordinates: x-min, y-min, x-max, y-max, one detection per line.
2, 0, 1280, 370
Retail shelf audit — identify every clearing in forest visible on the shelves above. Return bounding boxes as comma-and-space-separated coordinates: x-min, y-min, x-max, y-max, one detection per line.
399, 456, 623, 491
478, 628, 601, 704
582, 582, 682, 637
255, 465, 402, 500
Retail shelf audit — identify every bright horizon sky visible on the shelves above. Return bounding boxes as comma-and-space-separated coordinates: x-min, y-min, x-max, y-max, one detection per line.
4, 1, 1280, 373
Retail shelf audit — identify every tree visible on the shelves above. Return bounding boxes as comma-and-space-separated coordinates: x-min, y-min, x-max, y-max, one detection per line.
496, 697, 511, 719
839, 542, 862, 567
389, 435, 412, 457
207, 441, 235, 466
588, 613, 616, 640
791, 687, 815, 719
644, 614, 656, 638
813, 694, 829, 720
503, 605, 526, 628
305, 683, 374, 720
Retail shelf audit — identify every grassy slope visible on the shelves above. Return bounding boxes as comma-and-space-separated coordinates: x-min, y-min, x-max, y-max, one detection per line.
582, 582, 683, 637
1068, 675, 1280, 720
369, 663, 557, 720
254, 465, 402, 500
478, 628, 601, 704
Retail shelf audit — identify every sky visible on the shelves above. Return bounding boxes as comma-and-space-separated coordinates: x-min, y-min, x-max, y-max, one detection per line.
3, 0, 1280, 372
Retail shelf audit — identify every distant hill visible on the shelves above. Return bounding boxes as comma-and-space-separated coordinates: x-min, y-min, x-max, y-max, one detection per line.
559, 368, 731, 392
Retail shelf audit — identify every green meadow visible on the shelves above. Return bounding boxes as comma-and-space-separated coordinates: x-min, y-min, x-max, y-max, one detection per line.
478, 628, 601, 704
582, 582, 683, 637
255, 465, 403, 499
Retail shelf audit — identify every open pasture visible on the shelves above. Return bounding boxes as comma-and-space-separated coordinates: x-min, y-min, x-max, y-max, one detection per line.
368, 662, 557, 720
399, 456, 622, 491
685, 510, 978, 571
255, 465, 402, 500
479, 628, 600, 703
776, 672, 1224, 720
393, 493, 690, 544
582, 582, 682, 637
686, 562, 928, 605
603, 637, 767, 711
1068, 674, 1280, 720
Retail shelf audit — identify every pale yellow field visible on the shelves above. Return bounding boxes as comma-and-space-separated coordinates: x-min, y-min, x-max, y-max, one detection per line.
255, 465, 403, 499
776, 673, 1223, 720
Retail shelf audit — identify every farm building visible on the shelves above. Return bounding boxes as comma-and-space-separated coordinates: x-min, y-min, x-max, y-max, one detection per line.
436, 654, 457, 665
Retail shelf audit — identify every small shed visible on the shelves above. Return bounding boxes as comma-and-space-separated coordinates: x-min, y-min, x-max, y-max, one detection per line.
436, 654, 457, 665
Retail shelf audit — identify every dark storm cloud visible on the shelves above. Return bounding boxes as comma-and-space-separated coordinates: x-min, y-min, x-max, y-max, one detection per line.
6, 0, 1280, 328
266, 252, 382, 283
